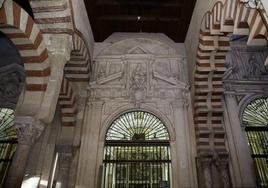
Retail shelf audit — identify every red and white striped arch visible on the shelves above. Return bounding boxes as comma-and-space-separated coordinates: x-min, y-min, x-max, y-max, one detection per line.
29, 0, 73, 34
64, 30, 91, 82
0, 0, 50, 92
59, 78, 77, 127
194, 0, 268, 157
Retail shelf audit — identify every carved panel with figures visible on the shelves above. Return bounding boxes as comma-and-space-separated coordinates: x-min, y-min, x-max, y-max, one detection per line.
90, 38, 189, 105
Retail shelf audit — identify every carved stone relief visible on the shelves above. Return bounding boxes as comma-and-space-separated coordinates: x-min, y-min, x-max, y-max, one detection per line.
130, 64, 147, 105
0, 64, 25, 109
224, 44, 268, 95
225, 46, 268, 80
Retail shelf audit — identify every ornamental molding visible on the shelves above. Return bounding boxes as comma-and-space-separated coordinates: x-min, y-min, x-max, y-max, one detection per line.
240, 0, 268, 25
89, 54, 188, 102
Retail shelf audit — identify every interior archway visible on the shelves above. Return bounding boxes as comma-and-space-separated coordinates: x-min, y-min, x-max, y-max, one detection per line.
103, 111, 171, 188
0, 31, 25, 187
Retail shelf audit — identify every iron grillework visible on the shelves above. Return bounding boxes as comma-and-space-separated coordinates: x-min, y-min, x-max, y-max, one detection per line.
243, 98, 268, 187
106, 111, 169, 141
103, 111, 171, 188
0, 108, 17, 187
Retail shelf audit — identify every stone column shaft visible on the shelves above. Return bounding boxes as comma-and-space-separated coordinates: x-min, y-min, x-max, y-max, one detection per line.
172, 100, 192, 188
76, 100, 104, 188
4, 116, 43, 188
224, 95, 257, 187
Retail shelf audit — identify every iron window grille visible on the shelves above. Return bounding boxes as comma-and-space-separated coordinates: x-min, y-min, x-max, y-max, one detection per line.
103, 111, 171, 188
243, 98, 268, 187
0, 108, 17, 187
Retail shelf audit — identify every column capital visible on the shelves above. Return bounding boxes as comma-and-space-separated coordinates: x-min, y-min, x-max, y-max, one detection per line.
215, 157, 231, 188
87, 100, 104, 109
14, 116, 44, 145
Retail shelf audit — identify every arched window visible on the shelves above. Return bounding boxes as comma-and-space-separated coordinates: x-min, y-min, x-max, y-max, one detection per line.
242, 98, 268, 187
103, 111, 171, 188
0, 108, 17, 187
0, 31, 24, 186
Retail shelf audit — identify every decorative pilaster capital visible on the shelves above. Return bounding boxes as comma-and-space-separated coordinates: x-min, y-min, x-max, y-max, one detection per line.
200, 156, 213, 168
87, 100, 104, 109
14, 116, 44, 145
171, 99, 188, 109
215, 157, 231, 188
199, 155, 213, 188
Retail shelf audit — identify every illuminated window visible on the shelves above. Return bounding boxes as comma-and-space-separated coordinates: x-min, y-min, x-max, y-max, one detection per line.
103, 111, 171, 188
242, 98, 268, 187
106, 111, 169, 141
0, 108, 17, 186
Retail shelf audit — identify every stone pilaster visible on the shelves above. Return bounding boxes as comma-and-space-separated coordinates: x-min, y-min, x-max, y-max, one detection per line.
224, 94, 257, 187
4, 116, 44, 188
76, 100, 104, 188
171, 99, 194, 188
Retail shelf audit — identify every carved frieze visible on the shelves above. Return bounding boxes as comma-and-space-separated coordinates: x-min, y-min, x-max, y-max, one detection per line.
130, 63, 147, 105
224, 44, 268, 94
90, 52, 188, 101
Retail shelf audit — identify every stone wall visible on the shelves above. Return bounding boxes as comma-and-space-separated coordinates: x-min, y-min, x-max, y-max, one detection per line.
76, 35, 198, 188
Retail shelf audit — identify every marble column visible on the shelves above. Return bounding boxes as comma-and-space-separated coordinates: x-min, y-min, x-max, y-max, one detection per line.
76, 100, 104, 188
4, 116, 44, 188
171, 99, 193, 188
224, 94, 257, 187
200, 156, 213, 188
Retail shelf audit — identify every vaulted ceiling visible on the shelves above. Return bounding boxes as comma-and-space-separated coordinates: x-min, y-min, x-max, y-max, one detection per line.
84, 0, 196, 42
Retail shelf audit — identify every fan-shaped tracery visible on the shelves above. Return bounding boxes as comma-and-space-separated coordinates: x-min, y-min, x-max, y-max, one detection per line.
242, 97, 268, 187
106, 111, 169, 141
243, 98, 268, 127
0, 108, 17, 185
0, 108, 16, 140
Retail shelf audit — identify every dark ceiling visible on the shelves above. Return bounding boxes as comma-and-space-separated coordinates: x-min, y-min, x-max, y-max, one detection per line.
84, 0, 196, 42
